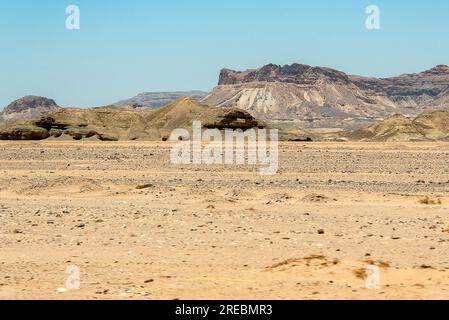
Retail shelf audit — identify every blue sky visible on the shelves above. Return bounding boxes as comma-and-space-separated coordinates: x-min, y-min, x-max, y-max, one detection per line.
0, 0, 448, 107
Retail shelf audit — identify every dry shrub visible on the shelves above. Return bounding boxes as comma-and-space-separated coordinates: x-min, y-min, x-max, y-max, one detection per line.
364, 259, 391, 269
353, 268, 368, 279
265, 255, 338, 271
354, 260, 391, 280
419, 196, 442, 205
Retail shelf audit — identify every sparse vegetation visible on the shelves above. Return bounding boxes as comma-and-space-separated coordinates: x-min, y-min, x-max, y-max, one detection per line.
364, 259, 391, 269
353, 268, 368, 279
419, 196, 442, 205
266, 255, 339, 271
136, 184, 154, 190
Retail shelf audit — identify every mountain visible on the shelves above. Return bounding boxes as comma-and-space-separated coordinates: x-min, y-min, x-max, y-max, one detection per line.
352, 65, 449, 109
114, 91, 208, 108
426, 85, 449, 108
0, 98, 265, 141
202, 63, 449, 129
0, 96, 61, 124
345, 110, 449, 142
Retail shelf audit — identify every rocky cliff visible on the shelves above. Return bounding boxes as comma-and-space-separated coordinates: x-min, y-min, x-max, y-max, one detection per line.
203, 64, 449, 129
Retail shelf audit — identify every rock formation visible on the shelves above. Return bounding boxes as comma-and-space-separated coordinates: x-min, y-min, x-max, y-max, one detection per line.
0, 98, 265, 141
0, 96, 60, 124
203, 63, 449, 129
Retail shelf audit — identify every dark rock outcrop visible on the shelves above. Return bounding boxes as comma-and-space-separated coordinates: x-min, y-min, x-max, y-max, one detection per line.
0, 125, 50, 140
203, 109, 265, 130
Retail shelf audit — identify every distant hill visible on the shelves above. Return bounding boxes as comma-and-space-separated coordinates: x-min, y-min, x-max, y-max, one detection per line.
202, 63, 449, 129
0, 96, 60, 124
114, 91, 208, 108
0, 98, 264, 141
345, 110, 449, 142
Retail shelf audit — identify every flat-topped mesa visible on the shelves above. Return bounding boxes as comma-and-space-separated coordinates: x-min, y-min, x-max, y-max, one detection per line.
218, 63, 351, 86
204, 63, 449, 129
424, 65, 449, 75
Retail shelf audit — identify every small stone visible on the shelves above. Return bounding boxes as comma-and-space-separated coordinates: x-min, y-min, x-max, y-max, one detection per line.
136, 184, 153, 190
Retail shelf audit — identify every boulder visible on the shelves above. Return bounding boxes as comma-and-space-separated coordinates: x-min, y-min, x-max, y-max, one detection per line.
0, 125, 50, 140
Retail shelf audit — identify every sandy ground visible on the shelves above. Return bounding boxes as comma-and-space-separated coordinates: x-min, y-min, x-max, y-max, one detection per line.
0, 141, 449, 300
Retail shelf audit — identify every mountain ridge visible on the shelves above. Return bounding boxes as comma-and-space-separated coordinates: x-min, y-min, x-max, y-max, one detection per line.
114, 91, 208, 108
203, 63, 449, 129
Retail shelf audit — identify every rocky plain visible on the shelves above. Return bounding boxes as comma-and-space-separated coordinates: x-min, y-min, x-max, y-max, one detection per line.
1, 62, 449, 300
1, 140, 449, 299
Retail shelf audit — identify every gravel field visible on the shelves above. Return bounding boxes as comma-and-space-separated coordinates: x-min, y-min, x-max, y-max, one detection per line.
0, 141, 448, 299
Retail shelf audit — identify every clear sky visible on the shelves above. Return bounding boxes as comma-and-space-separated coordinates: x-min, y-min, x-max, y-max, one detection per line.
0, 0, 448, 107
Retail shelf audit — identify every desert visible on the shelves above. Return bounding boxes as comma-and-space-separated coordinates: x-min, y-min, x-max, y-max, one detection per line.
1, 140, 448, 299
1, 69, 449, 301
2, 1, 449, 308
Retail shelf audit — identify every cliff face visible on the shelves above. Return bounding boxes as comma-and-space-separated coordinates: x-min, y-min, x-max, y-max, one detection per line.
352, 65, 449, 108
218, 64, 351, 86
203, 64, 449, 129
